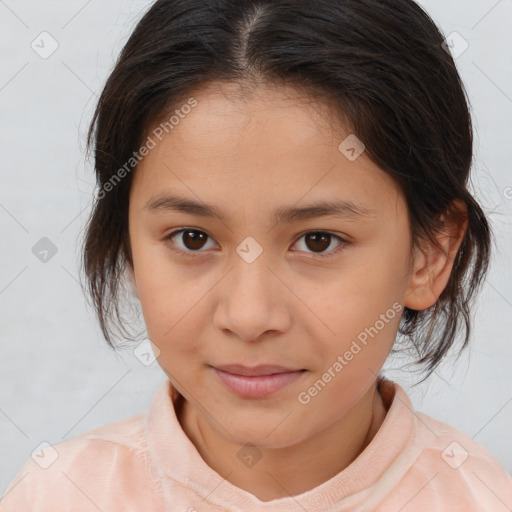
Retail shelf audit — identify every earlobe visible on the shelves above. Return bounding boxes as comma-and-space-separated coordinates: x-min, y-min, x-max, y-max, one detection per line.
404, 200, 468, 311
404, 248, 439, 310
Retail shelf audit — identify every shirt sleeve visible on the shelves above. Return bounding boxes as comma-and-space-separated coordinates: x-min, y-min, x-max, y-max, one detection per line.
0, 434, 161, 512
1, 459, 38, 511
0, 440, 117, 512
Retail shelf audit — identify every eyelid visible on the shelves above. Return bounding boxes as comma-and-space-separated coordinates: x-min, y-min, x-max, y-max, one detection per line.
163, 227, 219, 257
291, 230, 347, 259
163, 227, 349, 259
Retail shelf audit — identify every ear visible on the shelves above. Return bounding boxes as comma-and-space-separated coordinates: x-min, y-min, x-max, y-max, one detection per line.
404, 199, 468, 311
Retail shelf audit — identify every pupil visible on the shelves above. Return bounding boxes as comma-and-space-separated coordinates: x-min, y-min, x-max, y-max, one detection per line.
181, 231, 331, 253
184, 231, 206, 250
307, 233, 330, 252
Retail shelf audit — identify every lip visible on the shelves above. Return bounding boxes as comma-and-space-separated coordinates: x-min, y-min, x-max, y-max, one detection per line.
214, 364, 304, 376
212, 364, 307, 399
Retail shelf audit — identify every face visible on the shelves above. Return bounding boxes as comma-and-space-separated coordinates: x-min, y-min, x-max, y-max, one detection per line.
128, 81, 414, 448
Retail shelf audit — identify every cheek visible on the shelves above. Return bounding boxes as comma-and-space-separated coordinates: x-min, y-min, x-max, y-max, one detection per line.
301, 249, 406, 367
139, 287, 205, 378
308, 263, 403, 334
131, 242, 187, 341
138, 280, 197, 346
133, 267, 212, 367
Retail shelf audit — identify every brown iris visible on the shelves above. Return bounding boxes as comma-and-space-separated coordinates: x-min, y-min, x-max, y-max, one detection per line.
304, 232, 331, 253
181, 230, 208, 250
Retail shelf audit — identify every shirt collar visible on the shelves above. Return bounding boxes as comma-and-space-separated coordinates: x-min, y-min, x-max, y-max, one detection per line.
144, 377, 423, 510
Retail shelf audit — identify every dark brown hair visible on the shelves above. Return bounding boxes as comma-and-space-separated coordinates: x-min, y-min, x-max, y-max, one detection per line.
80, 0, 493, 382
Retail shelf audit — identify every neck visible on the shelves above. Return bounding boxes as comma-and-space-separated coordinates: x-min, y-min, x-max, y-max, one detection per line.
176, 380, 388, 502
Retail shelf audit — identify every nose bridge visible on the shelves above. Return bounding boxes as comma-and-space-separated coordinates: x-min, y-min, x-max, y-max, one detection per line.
229, 246, 277, 308
214, 245, 289, 341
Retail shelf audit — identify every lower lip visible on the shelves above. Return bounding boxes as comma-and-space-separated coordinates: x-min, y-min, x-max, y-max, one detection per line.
213, 368, 306, 399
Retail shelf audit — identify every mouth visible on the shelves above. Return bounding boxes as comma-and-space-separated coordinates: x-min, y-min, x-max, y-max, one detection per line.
210, 364, 307, 399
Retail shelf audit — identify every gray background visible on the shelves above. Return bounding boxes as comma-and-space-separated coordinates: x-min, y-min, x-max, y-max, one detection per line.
0, 0, 511, 493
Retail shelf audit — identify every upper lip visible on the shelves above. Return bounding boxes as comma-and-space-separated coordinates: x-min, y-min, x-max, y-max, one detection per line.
213, 364, 304, 376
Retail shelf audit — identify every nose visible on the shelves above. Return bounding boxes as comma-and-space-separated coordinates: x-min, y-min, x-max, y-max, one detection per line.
213, 254, 292, 343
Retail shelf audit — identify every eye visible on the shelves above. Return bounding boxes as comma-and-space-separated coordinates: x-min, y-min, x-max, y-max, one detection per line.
291, 231, 347, 259
163, 228, 217, 256
163, 228, 348, 259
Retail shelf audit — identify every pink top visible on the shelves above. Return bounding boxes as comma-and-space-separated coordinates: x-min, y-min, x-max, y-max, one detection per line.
1, 378, 511, 511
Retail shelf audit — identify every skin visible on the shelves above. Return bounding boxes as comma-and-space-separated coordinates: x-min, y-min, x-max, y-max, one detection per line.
127, 81, 468, 501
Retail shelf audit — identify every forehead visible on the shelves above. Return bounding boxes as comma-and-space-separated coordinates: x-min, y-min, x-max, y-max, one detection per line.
163, 81, 347, 155
131, 81, 405, 219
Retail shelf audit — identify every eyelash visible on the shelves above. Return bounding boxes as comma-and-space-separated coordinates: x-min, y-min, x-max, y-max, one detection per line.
163, 228, 348, 260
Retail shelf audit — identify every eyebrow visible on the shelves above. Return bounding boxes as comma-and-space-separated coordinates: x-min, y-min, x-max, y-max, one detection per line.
144, 193, 376, 224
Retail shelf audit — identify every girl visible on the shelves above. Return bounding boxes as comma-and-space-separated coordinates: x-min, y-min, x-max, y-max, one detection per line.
2, 0, 511, 510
